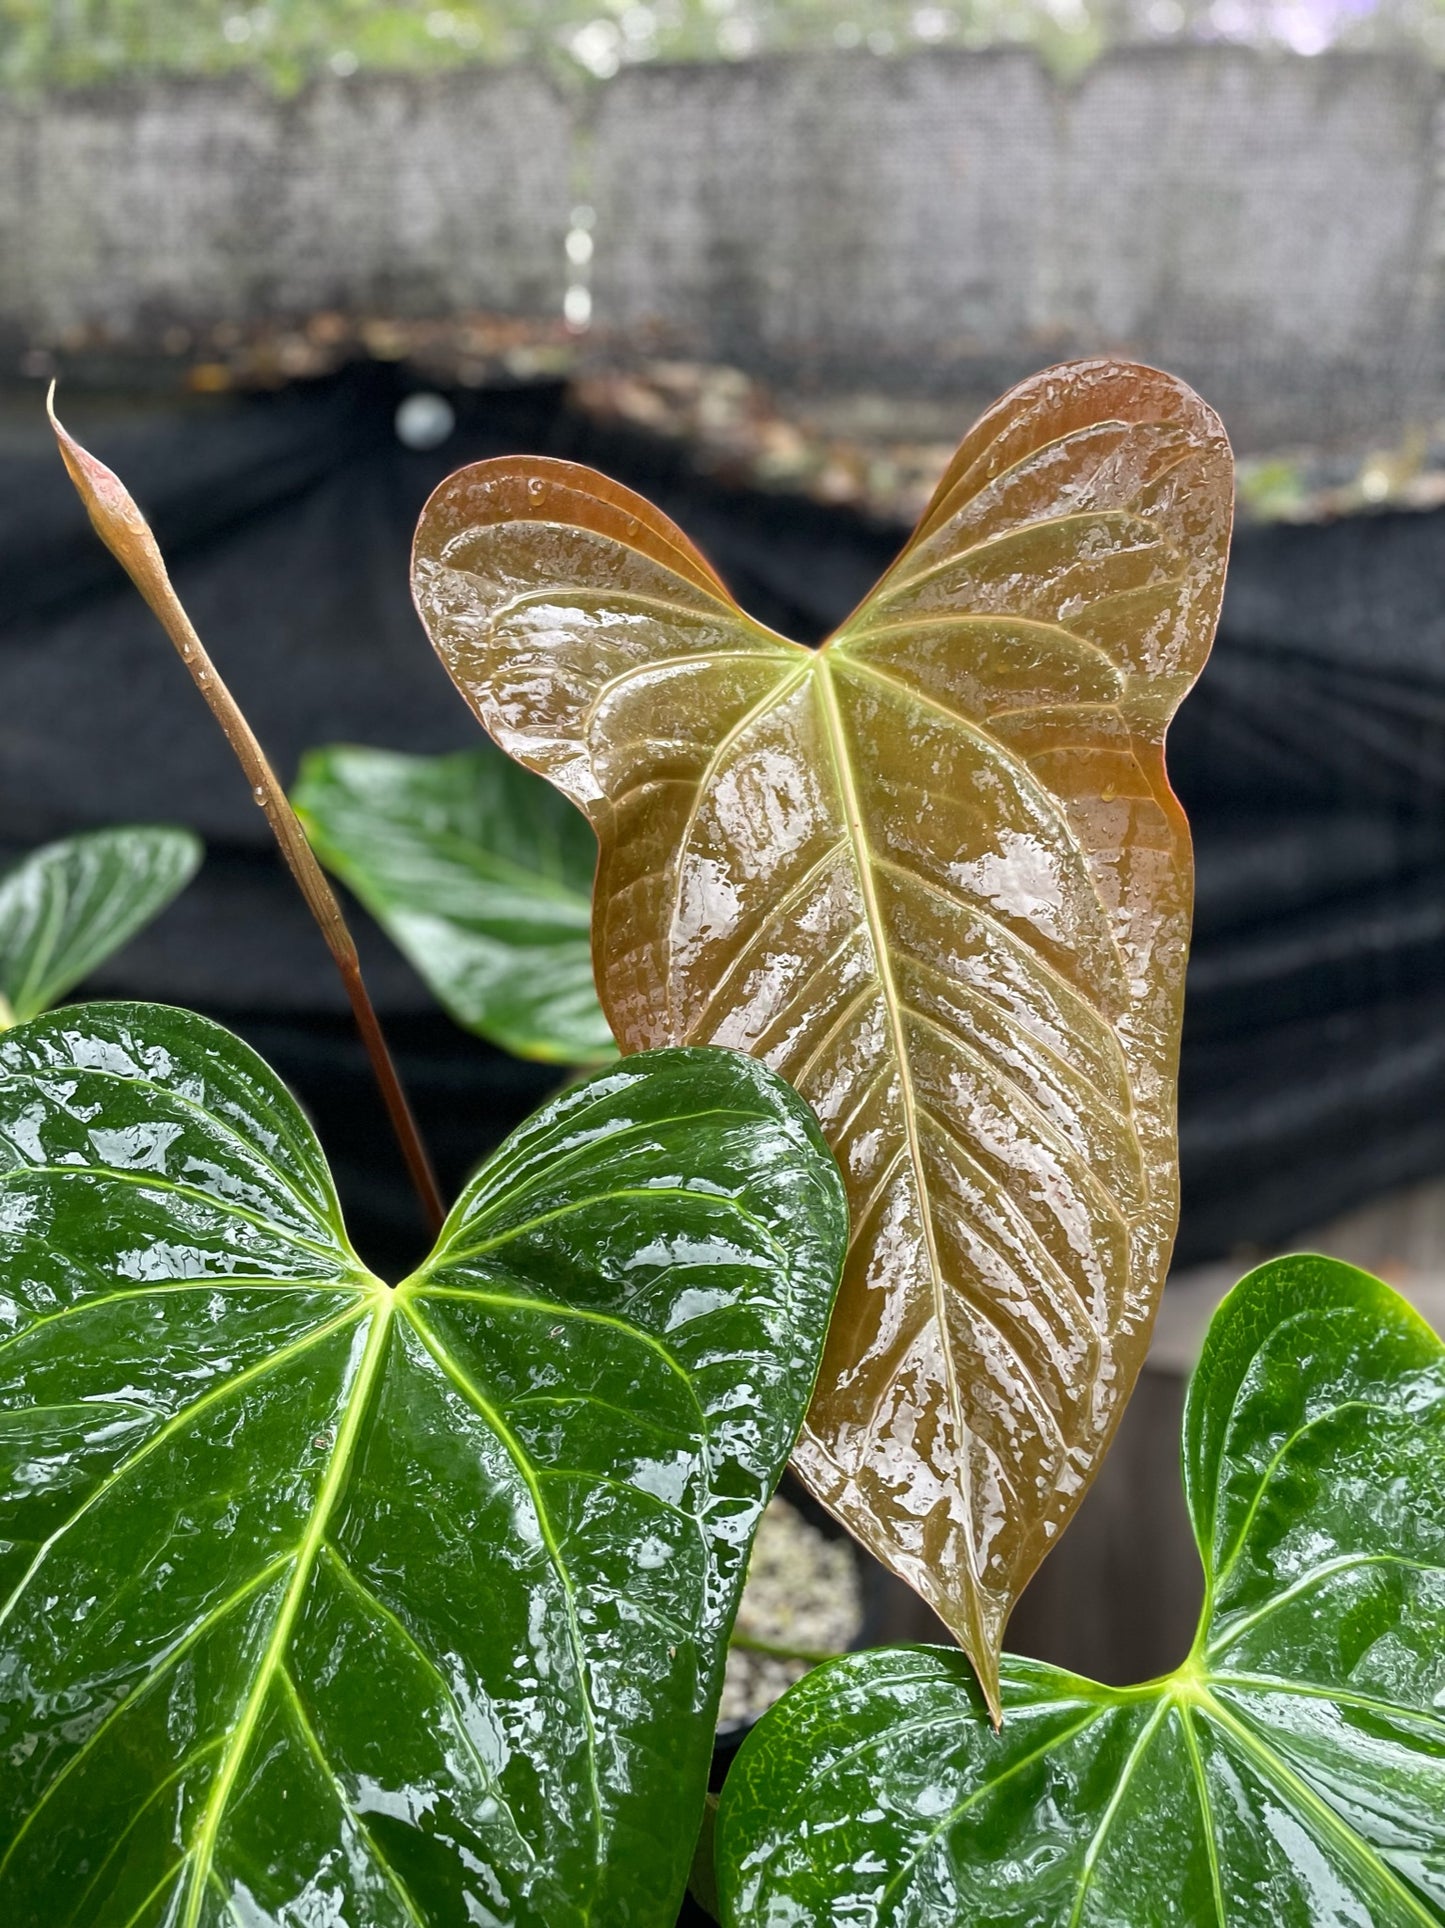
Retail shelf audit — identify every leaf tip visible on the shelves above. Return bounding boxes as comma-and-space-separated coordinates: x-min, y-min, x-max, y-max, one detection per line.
46, 384, 162, 582
980, 1658, 1004, 1731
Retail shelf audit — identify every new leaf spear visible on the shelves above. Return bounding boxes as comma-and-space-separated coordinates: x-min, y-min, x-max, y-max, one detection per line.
48, 386, 446, 1238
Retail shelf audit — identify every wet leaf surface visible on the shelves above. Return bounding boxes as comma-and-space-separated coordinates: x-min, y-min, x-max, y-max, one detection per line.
0, 828, 200, 1026
715, 1255, 1445, 1926
294, 744, 613, 1065
0, 1004, 844, 1927
412, 358, 1234, 1706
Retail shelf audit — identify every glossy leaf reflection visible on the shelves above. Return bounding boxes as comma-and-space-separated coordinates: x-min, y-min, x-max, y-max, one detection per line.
0, 1004, 844, 1927
0, 825, 200, 1025
294, 743, 613, 1065
411, 358, 1234, 1706
715, 1256, 1445, 1927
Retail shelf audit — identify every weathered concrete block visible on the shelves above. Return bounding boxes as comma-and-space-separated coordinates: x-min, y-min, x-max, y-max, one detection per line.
589, 49, 1444, 449
588, 52, 1058, 373
0, 71, 571, 336
0, 51, 1440, 451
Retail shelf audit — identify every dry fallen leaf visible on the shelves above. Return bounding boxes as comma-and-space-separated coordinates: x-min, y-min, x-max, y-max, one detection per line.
411, 359, 1233, 1714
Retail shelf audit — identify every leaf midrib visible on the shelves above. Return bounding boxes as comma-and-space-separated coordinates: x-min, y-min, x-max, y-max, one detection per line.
811, 653, 979, 1609
181, 1297, 395, 1927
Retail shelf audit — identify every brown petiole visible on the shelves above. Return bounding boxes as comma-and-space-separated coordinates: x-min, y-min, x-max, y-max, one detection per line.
47, 385, 446, 1239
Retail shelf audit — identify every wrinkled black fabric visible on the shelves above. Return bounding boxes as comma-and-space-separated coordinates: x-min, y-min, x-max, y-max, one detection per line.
2, 363, 1441, 1274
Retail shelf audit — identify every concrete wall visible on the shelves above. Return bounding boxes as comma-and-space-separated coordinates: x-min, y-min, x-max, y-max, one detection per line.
0, 71, 573, 333
2, 49, 1441, 451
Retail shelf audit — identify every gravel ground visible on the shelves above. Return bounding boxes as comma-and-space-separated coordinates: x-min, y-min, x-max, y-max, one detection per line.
719, 1494, 863, 1728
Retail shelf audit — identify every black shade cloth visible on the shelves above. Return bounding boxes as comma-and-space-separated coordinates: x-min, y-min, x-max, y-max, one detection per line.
2, 363, 1442, 1275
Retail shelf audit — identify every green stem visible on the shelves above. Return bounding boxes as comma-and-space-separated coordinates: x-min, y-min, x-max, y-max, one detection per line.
0, 990, 15, 1031
728, 1630, 847, 1666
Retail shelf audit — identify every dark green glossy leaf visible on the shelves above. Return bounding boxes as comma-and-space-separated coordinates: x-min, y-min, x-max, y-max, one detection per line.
293, 743, 613, 1064
0, 1003, 845, 1927
716, 1255, 1445, 1926
0, 827, 201, 1026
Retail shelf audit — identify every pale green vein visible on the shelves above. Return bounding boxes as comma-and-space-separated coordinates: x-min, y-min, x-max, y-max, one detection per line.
6, 869, 68, 1018
1067, 1700, 1171, 1928
0, 1306, 364, 1631
307, 805, 590, 908
0, 1554, 284, 1881
409, 1286, 709, 1436
0, 1158, 345, 1266
209, 1868, 248, 1927
1211, 1672, 1445, 1743
435, 1183, 786, 1268
180, 1303, 393, 1928
69, 1735, 228, 1920
401, 1305, 604, 1861
1207, 1552, 1445, 1662
279, 1664, 427, 1928
0, 1057, 338, 1237
882, 1703, 1104, 1910
1200, 1692, 1440, 1926
0, 1277, 362, 1363
613, 1593, 692, 1648
510, 1387, 685, 1443
117, 1858, 186, 1928
1211, 1396, 1402, 1592
765, 1697, 1061, 1841
1181, 1704, 1227, 1927
317, 1541, 534, 1861
535, 1464, 696, 1528
445, 1103, 765, 1248
0, 1396, 155, 1422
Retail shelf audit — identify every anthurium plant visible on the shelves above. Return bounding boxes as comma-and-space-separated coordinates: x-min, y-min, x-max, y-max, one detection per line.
713, 1255, 1445, 1925
10, 361, 1432, 1927
0, 824, 200, 1030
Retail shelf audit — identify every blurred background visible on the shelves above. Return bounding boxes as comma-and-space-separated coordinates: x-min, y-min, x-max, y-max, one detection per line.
2, 0, 1443, 1685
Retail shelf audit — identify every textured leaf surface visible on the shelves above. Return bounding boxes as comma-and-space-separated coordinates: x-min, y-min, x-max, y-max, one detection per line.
411, 358, 1234, 1704
715, 1255, 1445, 1926
0, 828, 200, 1025
294, 743, 613, 1064
0, 1004, 845, 1927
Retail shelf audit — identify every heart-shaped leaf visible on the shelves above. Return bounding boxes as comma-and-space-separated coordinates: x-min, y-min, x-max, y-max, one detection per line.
293, 744, 614, 1065
411, 358, 1234, 1709
0, 827, 200, 1027
0, 1004, 845, 1927
714, 1254, 1445, 1926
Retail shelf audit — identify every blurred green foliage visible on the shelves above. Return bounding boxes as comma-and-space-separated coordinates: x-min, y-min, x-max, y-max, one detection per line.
5, 0, 1444, 92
